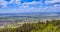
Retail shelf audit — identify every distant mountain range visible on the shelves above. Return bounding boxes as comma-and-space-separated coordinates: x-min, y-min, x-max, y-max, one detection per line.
0, 12, 60, 15
0, 12, 60, 17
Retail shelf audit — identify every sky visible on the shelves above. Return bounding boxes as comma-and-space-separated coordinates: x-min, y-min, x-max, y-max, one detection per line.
0, 0, 60, 13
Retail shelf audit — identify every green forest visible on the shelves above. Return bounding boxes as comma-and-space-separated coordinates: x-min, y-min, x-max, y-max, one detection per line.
0, 20, 60, 32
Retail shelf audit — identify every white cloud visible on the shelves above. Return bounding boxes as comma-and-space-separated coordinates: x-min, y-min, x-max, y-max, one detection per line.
45, 0, 60, 9
45, 0, 60, 4
23, 1, 42, 4
0, 0, 8, 8
19, 1, 43, 8
0, 0, 22, 8
9, 0, 21, 5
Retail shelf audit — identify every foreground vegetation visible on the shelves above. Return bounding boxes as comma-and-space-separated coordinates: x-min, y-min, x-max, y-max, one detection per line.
0, 20, 60, 32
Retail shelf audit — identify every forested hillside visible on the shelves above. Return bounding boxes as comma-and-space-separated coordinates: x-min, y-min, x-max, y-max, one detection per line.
0, 20, 60, 32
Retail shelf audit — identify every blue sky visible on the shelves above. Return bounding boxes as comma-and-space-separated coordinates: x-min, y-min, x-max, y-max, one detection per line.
0, 0, 60, 13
